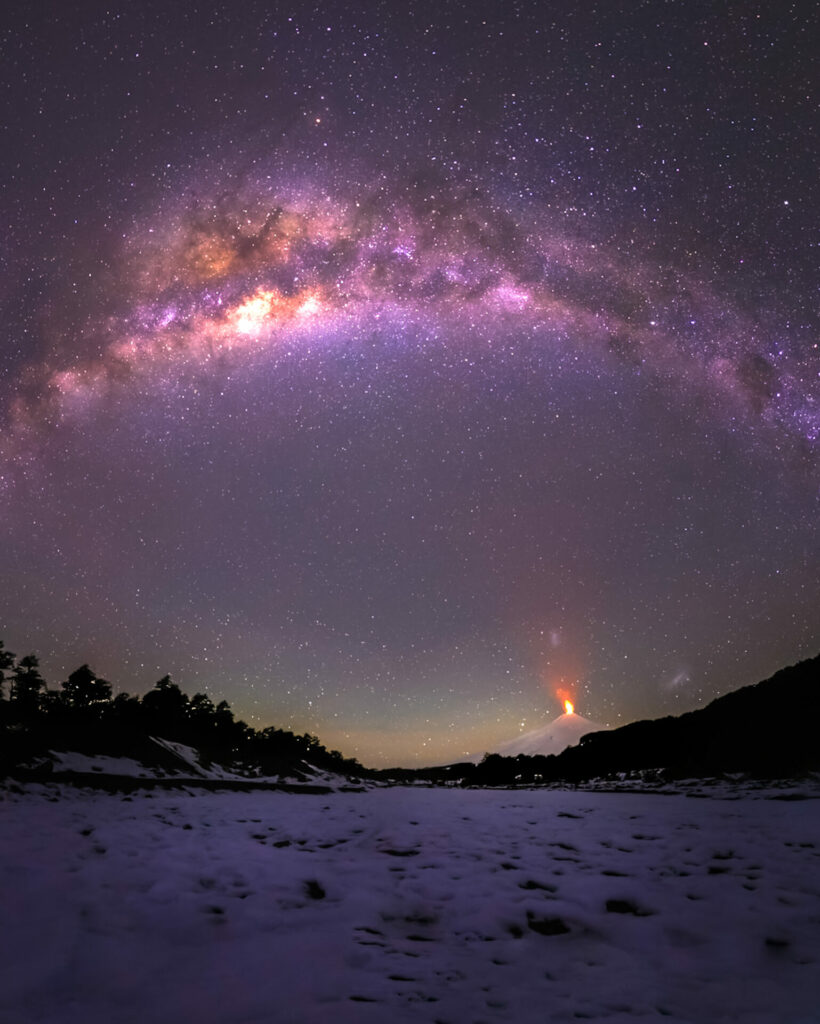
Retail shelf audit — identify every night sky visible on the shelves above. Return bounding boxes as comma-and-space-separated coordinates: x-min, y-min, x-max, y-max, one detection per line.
1, 1, 817, 767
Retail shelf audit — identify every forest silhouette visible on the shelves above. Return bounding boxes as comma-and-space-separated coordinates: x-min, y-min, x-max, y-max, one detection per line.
0, 639, 362, 780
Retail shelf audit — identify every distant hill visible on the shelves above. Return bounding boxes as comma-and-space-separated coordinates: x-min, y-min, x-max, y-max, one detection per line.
394, 653, 820, 786
557, 653, 820, 780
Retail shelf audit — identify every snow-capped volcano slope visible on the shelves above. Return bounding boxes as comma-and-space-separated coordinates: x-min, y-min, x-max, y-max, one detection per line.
493, 711, 605, 757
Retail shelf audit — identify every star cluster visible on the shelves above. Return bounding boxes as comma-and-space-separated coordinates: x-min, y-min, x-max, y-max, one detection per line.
1, 2, 817, 765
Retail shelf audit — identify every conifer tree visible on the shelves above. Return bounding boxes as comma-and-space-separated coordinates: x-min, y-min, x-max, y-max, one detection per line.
61, 664, 113, 707
0, 641, 15, 701
11, 654, 45, 712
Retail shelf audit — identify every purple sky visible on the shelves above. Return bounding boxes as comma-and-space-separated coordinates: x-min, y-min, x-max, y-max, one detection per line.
1, 1, 817, 765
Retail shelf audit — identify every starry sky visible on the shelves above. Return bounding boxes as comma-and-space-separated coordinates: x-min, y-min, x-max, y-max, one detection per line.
1, 1, 818, 766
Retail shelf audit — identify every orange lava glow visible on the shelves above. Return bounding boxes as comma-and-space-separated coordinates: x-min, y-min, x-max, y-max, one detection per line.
563, 699, 574, 715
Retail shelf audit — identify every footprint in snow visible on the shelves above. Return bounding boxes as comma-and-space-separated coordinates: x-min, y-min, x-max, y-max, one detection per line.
605, 898, 654, 916
526, 912, 571, 935
518, 879, 557, 893
304, 879, 326, 899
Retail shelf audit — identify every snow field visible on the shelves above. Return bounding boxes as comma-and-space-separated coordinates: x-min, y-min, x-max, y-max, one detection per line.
1, 785, 819, 1023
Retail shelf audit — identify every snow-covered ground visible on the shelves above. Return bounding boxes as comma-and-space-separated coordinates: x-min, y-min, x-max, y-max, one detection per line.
2, 784, 819, 1024
26, 745, 347, 787
43, 750, 158, 778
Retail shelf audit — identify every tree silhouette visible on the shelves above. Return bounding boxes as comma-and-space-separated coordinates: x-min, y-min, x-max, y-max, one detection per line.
11, 655, 46, 714
0, 635, 374, 780
188, 691, 217, 727
61, 665, 113, 708
141, 675, 190, 737
0, 641, 15, 701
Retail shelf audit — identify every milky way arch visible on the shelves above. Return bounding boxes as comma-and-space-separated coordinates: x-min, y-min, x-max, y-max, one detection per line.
2, 173, 816, 489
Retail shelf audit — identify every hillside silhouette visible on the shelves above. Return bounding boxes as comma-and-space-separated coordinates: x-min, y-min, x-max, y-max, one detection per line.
386, 653, 820, 786
560, 652, 820, 781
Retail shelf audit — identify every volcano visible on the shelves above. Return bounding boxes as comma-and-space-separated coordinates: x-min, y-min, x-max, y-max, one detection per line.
492, 707, 605, 758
